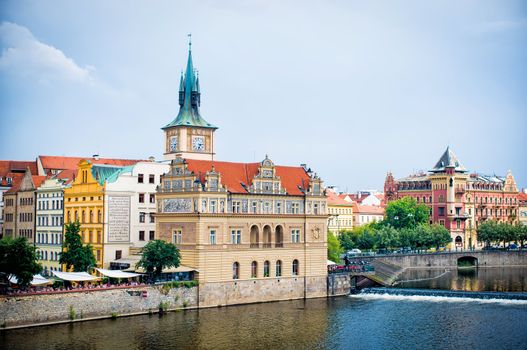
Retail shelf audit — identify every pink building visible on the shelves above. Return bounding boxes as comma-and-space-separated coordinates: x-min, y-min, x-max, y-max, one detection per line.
384, 147, 520, 249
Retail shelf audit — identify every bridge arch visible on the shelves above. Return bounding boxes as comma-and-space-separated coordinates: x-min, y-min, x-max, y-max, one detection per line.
457, 256, 478, 268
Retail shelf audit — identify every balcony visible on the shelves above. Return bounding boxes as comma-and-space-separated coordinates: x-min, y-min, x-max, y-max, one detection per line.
275, 243, 284, 248
250, 243, 260, 249
455, 188, 465, 194
263, 243, 272, 248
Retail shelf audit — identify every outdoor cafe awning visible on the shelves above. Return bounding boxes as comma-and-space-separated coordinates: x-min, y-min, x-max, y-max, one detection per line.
95, 268, 142, 278
327, 260, 337, 266
9, 274, 51, 286
52, 271, 100, 282
132, 265, 198, 273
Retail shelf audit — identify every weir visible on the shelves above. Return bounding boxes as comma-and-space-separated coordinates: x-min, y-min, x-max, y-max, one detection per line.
357, 287, 527, 301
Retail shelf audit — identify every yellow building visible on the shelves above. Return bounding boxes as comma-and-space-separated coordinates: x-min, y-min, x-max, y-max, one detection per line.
155, 45, 328, 306
326, 188, 354, 235
64, 160, 105, 266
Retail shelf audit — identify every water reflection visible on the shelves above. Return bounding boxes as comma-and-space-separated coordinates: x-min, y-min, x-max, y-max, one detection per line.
2, 294, 527, 350
397, 267, 527, 292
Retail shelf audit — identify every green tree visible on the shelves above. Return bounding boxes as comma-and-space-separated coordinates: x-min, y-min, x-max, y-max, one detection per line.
338, 229, 358, 251
137, 240, 181, 282
477, 220, 499, 247
60, 222, 96, 272
429, 224, 451, 249
0, 237, 41, 289
376, 225, 399, 250
384, 197, 429, 229
517, 224, 527, 250
327, 231, 343, 263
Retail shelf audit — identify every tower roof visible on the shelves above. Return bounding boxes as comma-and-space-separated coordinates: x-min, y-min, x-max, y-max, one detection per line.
162, 39, 217, 130
430, 146, 466, 173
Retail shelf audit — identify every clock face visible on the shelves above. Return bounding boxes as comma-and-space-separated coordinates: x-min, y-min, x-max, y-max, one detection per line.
169, 136, 178, 152
192, 136, 205, 151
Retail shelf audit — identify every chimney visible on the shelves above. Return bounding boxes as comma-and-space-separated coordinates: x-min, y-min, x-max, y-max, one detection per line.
148, 156, 155, 162
93, 154, 100, 161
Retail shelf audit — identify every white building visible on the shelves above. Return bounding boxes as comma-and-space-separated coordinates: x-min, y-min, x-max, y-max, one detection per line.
102, 161, 170, 266
35, 178, 69, 275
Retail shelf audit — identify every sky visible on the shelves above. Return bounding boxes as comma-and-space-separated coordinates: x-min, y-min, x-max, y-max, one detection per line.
1, 1, 526, 191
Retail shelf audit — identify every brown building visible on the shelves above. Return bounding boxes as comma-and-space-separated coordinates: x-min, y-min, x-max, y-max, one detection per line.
2, 169, 45, 241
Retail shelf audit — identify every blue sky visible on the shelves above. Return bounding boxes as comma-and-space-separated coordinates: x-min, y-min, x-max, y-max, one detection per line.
1, 1, 526, 191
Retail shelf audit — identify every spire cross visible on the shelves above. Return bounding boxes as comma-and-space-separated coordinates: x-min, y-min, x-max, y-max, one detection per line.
188, 33, 192, 51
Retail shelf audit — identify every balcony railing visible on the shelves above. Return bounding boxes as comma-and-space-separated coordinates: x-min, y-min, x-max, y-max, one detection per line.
275, 243, 284, 248
263, 243, 272, 248
250, 243, 260, 248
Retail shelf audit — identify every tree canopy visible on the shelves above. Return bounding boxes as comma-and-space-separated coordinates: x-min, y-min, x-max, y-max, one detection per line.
477, 221, 525, 248
384, 196, 429, 229
59, 221, 96, 272
0, 237, 41, 289
327, 231, 343, 263
136, 240, 181, 282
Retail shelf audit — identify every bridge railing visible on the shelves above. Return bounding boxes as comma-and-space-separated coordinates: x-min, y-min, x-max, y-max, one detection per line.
328, 264, 375, 274
348, 248, 525, 258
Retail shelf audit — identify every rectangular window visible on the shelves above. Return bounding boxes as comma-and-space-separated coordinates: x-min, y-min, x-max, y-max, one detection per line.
252, 202, 258, 214
138, 174, 144, 183
173, 229, 182, 244
292, 202, 300, 214
210, 230, 217, 245
96, 250, 101, 262
438, 207, 445, 216
149, 231, 155, 240
149, 194, 155, 203
232, 201, 241, 213
149, 213, 155, 223
231, 229, 241, 244
139, 193, 145, 203
139, 230, 145, 241
149, 174, 155, 184
276, 202, 281, 214
139, 212, 145, 223
210, 200, 217, 213
291, 229, 300, 243
115, 250, 122, 260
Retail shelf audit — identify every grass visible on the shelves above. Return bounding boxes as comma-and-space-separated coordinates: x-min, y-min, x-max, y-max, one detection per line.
68, 305, 76, 320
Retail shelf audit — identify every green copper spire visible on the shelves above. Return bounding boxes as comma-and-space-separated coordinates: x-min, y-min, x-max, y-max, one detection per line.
163, 37, 217, 130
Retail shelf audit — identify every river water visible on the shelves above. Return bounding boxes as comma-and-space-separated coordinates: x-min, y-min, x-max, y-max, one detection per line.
2, 267, 527, 350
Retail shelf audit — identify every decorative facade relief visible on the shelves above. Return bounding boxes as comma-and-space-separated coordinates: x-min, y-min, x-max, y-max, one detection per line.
163, 198, 192, 213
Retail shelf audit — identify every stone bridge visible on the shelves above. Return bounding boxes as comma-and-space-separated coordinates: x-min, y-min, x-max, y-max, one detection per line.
369, 250, 527, 269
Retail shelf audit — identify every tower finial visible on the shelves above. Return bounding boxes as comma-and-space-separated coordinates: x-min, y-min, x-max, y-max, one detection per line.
188, 33, 192, 51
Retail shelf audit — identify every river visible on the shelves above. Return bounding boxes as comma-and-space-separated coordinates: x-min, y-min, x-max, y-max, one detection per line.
2, 267, 527, 350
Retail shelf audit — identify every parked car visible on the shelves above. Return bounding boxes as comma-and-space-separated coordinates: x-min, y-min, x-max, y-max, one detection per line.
507, 244, 519, 250
347, 249, 362, 256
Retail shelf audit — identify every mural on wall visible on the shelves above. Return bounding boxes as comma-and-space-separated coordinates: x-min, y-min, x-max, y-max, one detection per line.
108, 196, 131, 242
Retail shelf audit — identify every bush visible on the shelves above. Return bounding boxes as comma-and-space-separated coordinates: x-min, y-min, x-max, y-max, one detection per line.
68, 305, 76, 320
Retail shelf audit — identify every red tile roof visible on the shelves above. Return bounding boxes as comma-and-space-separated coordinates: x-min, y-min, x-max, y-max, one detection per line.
184, 159, 310, 195
327, 189, 353, 206
32, 176, 47, 189
355, 204, 385, 215
519, 191, 527, 204
0, 160, 38, 185
5, 175, 47, 193
38, 155, 143, 171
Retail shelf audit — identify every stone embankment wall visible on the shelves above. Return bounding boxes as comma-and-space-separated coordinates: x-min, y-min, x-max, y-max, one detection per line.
327, 274, 350, 296
198, 275, 327, 307
1, 286, 197, 328
376, 251, 527, 269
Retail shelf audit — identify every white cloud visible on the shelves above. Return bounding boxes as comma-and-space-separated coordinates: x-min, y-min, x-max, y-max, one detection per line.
0, 21, 94, 82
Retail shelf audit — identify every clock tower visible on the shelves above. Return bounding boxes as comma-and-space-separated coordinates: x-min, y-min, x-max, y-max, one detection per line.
162, 39, 217, 161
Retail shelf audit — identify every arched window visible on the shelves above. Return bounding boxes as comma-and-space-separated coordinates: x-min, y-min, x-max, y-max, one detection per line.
455, 236, 462, 247
263, 225, 272, 248
263, 260, 270, 277
251, 261, 258, 278
275, 260, 282, 277
98, 210, 102, 223
75, 210, 79, 222
250, 225, 259, 248
232, 262, 239, 280
275, 225, 283, 248
89, 210, 93, 223
82, 210, 85, 223
292, 259, 299, 276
